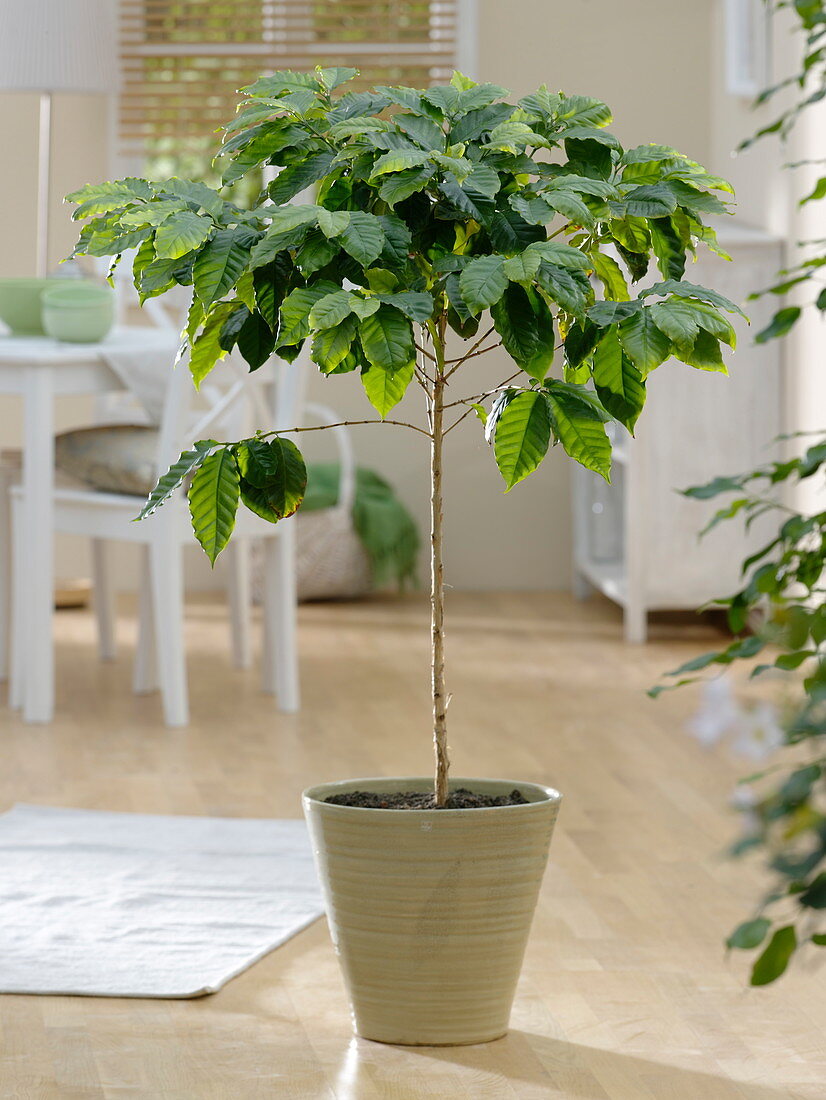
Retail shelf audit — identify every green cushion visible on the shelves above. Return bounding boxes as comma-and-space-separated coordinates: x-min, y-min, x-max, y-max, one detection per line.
55, 424, 158, 497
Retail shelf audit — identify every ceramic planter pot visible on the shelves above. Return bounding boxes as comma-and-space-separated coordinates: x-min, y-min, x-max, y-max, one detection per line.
302, 776, 561, 1046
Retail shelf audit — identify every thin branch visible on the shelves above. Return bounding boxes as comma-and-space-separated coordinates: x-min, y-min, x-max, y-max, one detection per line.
446, 342, 501, 366
443, 371, 522, 409
415, 340, 438, 364
260, 418, 432, 440
444, 325, 496, 379
444, 404, 481, 435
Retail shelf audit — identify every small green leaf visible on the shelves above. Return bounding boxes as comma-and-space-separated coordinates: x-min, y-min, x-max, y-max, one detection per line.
193, 226, 257, 307
361, 360, 415, 417
188, 449, 241, 565
750, 926, 797, 987
756, 306, 801, 344
312, 314, 358, 373
237, 437, 307, 521
370, 149, 432, 178
593, 329, 646, 431
377, 291, 434, 323
503, 250, 542, 284
459, 255, 508, 314
545, 382, 612, 480
189, 303, 235, 387
136, 439, 216, 521
237, 311, 276, 371
316, 207, 351, 238
617, 309, 672, 375
267, 152, 335, 204
591, 252, 630, 301
277, 282, 338, 346
493, 390, 552, 489
727, 918, 771, 951
359, 305, 415, 370
309, 289, 355, 330
338, 211, 385, 266
253, 255, 293, 331
154, 211, 213, 260
491, 283, 554, 377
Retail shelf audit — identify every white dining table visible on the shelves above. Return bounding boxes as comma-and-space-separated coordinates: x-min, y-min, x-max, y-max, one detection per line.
0, 326, 179, 723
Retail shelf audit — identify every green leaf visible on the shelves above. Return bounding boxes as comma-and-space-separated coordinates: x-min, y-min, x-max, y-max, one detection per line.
750, 926, 797, 986
376, 213, 413, 266
528, 241, 591, 271
67, 177, 154, 217
370, 149, 432, 178
361, 360, 415, 417
338, 211, 386, 266
491, 284, 554, 377
277, 282, 337, 346
253, 255, 293, 331
799, 872, 826, 910
188, 449, 240, 565
650, 217, 687, 280
643, 279, 746, 317
295, 229, 339, 276
615, 183, 677, 219
237, 311, 276, 371
193, 226, 257, 307
377, 291, 434, 323
218, 304, 251, 351
359, 305, 415, 370
312, 314, 358, 373
250, 206, 319, 267
564, 320, 601, 369
756, 306, 801, 344
459, 255, 509, 314
378, 165, 437, 206
159, 177, 223, 219
189, 303, 235, 387
316, 206, 351, 238
593, 329, 646, 430
727, 918, 771, 951
536, 262, 590, 314
465, 164, 501, 197
267, 153, 335, 204
649, 298, 700, 350
136, 439, 216, 521
544, 382, 612, 480
617, 309, 672, 375
588, 299, 643, 326
503, 250, 542, 284
237, 437, 307, 521
309, 289, 355, 330
493, 390, 553, 489
154, 211, 212, 260
678, 329, 727, 373
542, 189, 595, 226
591, 252, 630, 301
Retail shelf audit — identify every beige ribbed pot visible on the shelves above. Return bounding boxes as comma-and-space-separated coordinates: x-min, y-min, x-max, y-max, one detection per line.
302, 776, 561, 1046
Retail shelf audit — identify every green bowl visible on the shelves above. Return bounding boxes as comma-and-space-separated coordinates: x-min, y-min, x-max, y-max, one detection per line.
0, 278, 60, 335
42, 283, 115, 344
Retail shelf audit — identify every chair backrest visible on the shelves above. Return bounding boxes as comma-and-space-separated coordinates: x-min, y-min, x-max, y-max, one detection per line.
155, 345, 310, 480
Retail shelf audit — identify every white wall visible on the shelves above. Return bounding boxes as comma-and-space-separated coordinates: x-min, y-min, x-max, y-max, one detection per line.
0, 0, 804, 592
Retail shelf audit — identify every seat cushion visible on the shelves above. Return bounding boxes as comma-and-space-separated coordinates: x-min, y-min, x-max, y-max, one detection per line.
54, 424, 159, 497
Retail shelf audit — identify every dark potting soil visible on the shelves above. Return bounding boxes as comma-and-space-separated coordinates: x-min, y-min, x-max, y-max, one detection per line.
324, 787, 530, 810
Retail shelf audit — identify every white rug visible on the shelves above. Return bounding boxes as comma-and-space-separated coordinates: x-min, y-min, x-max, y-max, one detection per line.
0, 804, 324, 998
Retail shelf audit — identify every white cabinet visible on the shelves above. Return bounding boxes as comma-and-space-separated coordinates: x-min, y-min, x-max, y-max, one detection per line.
572, 225, 784, 642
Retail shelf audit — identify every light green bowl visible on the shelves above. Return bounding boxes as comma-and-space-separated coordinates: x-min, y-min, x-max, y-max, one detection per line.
0, 278, 60, 335
41, 282, 115, 344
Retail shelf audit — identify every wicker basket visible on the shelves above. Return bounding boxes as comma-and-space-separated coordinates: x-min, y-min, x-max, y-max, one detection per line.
253, 404, 374, 603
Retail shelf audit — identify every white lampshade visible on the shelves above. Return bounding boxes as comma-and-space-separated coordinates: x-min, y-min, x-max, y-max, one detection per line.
0, 0, 117, 93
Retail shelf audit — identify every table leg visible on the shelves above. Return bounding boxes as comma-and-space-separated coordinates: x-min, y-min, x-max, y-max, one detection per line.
21, 368, 55, 722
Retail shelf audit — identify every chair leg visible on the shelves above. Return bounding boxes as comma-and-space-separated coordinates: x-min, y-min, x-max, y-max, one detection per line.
261, 525, 299, 713
148, 524, 189, 727
227, 539, 252, 670
0, 468, 11, 684
133, 546, 157, 695
91, 538, 116, 661
9, 494, 25, 709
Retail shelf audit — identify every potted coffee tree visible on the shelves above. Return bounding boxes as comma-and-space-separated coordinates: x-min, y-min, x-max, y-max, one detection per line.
68, 68, 740, 1045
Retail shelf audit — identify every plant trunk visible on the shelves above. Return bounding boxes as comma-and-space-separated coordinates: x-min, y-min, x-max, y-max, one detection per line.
430, 371, 449, 807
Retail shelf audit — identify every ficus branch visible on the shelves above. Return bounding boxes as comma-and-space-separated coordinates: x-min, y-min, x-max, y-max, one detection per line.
444, 325, 496, 379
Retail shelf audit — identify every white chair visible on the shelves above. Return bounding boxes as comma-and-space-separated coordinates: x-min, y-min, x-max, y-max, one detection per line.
9, 348, 306, 726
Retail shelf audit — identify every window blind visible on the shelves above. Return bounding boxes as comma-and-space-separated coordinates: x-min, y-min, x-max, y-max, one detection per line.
118, 0, 464, 168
